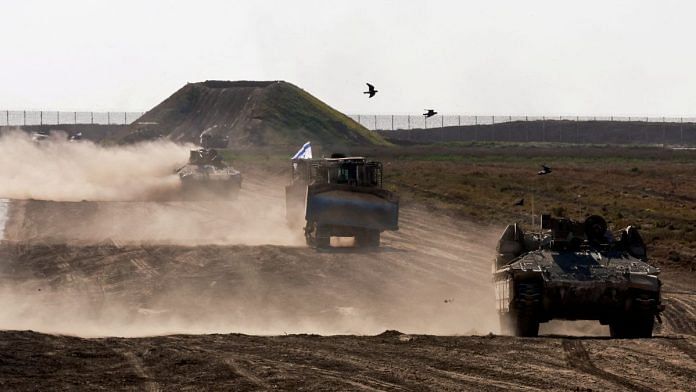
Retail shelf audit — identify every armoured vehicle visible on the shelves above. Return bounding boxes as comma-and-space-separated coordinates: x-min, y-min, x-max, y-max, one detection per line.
494, 214, 664, 338
176, 148, 242, 200
286, 155, 399, 248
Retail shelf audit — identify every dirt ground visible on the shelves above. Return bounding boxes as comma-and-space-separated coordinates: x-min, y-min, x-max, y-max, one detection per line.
0, 169, 694, 390
0, 331, 694, 391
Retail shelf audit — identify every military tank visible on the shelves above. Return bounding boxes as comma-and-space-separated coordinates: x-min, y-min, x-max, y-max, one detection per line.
176, 148, 241, 200
493, 214, 664, 338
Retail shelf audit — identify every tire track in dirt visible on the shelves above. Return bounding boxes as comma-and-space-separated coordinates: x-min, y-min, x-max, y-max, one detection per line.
666, 338, 696, 362
253, 357, 391, 391
293, 336, 571, 391
113, 348, 161, 392
561, 339, 656, 392
662, 294, 696, 335
223, 357, 273, 390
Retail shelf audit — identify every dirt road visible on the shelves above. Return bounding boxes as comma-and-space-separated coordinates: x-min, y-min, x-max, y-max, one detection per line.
0, 177, 694, 390
0, 331, 693, 391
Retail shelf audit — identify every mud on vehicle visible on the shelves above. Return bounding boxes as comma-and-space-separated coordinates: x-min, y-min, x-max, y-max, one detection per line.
494, 214, 664, 338
285, 155, 399, 248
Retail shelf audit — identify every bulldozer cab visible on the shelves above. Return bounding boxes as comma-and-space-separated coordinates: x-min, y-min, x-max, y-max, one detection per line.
291, 157, 383, 188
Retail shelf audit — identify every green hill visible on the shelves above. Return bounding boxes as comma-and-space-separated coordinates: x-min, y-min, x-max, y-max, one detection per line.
118, 80, 388, 147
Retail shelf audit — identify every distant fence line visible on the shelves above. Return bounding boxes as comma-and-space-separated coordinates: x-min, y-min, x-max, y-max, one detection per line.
348, 114, 696, 131
0, 111, 144, 126
2, 110, 696, 131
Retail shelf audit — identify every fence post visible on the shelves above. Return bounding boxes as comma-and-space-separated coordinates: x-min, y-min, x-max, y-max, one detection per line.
40, 111, 43, 126
542, 116, 546, 142
357, 114, 360, 126
474, 115, 478, 125
391, 115, 394, 131
5, 110, 7, 126
107, 112, 111, 125
407, 115, 410, 130
23, 111, 26, 126
441, 115, 444, 128
57, 111, 60, 125
458, 115, 461, 126
374, 115, 377, 130
680, 117, 684, 144
91, 112, 94, 124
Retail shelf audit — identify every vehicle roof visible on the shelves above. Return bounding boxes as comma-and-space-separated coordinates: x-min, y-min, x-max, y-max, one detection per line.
321, 157, 365, 161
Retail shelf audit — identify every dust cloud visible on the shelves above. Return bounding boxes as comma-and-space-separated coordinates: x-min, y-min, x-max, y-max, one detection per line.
0, 208, 501, 337
0, 130, 304, 246
0, 130, 188, 201
0, 133, 502, 337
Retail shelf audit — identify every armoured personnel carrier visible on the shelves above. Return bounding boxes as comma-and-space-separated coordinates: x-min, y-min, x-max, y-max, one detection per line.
494, 214, 664, 338
286, 155, 399, 248
176, 148, 241, 200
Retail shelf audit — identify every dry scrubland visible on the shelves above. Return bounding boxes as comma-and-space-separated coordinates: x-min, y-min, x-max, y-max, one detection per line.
1, 140, 695, 391
228, 142, 696, 274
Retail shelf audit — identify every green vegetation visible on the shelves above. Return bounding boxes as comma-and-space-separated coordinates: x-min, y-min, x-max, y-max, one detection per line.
224, 143, 696, 272
374, 144, 696, 271
257, 82, 390, 146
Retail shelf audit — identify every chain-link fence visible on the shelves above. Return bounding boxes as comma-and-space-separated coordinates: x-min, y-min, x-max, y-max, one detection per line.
0, 111, 144, 126
348, 114, 696, 131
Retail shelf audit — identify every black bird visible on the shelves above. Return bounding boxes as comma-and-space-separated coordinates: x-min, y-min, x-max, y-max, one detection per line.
363, 83, 378, 98
513, 198, 524, 206
537, 164, 552, 175
423, 109, 437, 118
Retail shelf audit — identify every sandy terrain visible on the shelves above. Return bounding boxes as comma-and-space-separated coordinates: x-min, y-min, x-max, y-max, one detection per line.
0, 153, 693, 390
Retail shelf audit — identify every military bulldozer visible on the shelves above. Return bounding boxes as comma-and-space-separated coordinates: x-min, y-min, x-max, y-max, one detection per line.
176, 148, 242, 200
285, 155, 399, 248
494, 214, 664, 338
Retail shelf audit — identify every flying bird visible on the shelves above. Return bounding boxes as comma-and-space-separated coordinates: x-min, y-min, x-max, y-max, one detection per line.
363, 83, 378, 98
538, 164, 552, 175
513, 198, 524, 206
423, 109, 437, 118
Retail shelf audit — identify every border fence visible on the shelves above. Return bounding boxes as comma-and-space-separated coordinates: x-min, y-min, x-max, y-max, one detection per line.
0, 111, 144, 126
348, 114, 696, 131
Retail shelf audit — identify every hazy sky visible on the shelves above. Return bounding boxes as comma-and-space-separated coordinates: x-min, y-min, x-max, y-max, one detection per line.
1, 0, 694, 116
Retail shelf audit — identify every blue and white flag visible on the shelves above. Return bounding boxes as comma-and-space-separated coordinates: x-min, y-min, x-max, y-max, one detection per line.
291, 141, 312, 160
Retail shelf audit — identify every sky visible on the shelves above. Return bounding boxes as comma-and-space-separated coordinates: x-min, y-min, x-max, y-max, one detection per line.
0, 0, 694, 116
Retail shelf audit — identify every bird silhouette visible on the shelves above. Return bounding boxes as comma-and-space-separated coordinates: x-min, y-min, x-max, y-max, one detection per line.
537, 164, 552, 175
363, 83, 378, 98
423, 109, 437, 118
513, 198, 524, 206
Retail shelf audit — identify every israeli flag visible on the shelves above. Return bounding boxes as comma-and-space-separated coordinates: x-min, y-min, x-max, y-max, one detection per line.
291, 141, 312, 160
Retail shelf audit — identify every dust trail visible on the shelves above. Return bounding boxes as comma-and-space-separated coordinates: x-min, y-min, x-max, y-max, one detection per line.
0, 199, 8, 240
0, 130, 189, 201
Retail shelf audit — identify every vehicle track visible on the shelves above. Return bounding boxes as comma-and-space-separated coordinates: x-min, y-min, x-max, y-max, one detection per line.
666, 338, 696, 362
113, 348, 162, 392
662, 294, 696, 335
561, 339, 656, 392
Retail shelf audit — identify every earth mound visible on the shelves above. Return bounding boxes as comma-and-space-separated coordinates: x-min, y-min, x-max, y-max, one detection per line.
118, 80, 387, 147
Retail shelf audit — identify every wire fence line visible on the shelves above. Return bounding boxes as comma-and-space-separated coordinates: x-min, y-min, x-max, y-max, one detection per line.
2, 110, 695, 134
348, 114, 696, 131
0, 111, 145, 126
